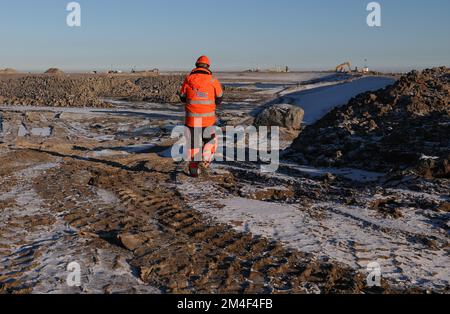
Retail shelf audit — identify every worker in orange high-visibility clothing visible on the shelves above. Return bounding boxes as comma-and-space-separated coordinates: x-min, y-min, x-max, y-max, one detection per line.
179, 55, 223, 177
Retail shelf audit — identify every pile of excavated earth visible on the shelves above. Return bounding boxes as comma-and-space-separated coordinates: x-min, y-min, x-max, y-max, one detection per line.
0, 68, 19, 75
0, 75, 185, 108
44, 68, 65, 75
289, 67, 450, 179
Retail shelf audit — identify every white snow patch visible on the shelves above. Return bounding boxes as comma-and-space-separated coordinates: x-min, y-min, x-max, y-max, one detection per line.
96, 188, 119, 204
282, 77, 395, 124
31, 127, 52, 137
92, 149, 128, 157
420, 155, 439, 160
18, 124, 29, 137
282, 162, 385, 182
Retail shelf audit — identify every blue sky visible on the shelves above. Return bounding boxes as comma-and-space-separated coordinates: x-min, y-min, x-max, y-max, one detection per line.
0, 0, 449, 72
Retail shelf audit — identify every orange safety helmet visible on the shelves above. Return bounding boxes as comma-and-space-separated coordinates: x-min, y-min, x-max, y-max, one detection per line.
196, 55, 211, 67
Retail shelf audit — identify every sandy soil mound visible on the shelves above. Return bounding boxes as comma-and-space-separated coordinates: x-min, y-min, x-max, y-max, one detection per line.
289, 67, 450, 178
127, 75, 184, 103
0, 75, 184, 108
44, 68, 65, 75
0, 76, 105, 107
0, 68, 19, 75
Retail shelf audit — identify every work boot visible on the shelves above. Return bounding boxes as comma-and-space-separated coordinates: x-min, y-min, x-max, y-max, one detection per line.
188, 162, 200, 178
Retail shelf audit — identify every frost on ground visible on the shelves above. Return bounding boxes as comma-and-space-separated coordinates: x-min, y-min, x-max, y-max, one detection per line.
0, 71, 448, 293
0, 153, 158, 293
279, 76, 396, 124
177, 162, 449, 292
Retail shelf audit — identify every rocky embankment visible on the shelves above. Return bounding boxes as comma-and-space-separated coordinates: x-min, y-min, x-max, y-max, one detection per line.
0, 75, 184, 108
289, 67, 450, 178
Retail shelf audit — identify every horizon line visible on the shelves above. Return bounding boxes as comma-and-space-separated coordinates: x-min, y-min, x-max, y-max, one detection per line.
1, 64, 448, 74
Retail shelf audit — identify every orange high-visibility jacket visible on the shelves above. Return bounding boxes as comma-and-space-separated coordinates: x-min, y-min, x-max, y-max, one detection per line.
180, 67, 223, 128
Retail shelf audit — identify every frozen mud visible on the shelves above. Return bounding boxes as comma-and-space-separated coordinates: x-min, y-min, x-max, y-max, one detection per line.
1, 71, 448, 293
178, 163, 449, 291
0, 156, 159, 294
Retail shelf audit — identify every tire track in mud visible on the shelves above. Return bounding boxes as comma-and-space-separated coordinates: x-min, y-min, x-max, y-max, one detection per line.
0, 150, 159, 294
112, 185, 369, 294
0, 155, 62, 293
1, 147, 401, 294
3, 145, 435, 294
27, 155, 390, 294
185, 164, 448, 292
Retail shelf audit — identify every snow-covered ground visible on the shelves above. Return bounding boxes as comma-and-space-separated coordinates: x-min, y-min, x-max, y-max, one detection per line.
0, 161, 159, 294
280, 76, 396, 124
280, 162, 385, 182
178, 163, 449, 292
0, 105, 184, 120
2, 72, 447, 293
217, 72, 331, 83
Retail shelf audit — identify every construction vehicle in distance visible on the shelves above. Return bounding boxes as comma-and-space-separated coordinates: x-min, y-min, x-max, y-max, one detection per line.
335, 62, 353, 73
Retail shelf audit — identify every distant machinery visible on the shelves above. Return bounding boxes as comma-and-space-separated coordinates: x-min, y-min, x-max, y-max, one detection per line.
335, 62, 353, 73
335, 60, 370, 74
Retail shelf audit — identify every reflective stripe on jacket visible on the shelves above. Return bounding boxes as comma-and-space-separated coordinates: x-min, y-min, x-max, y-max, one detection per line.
180, 67, 223, 128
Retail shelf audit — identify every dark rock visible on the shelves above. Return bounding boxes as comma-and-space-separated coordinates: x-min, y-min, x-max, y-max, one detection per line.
117, 233, 145, 251
370, 198, 403, 219
255, 104, 304, 130
436, 202, 450, 212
